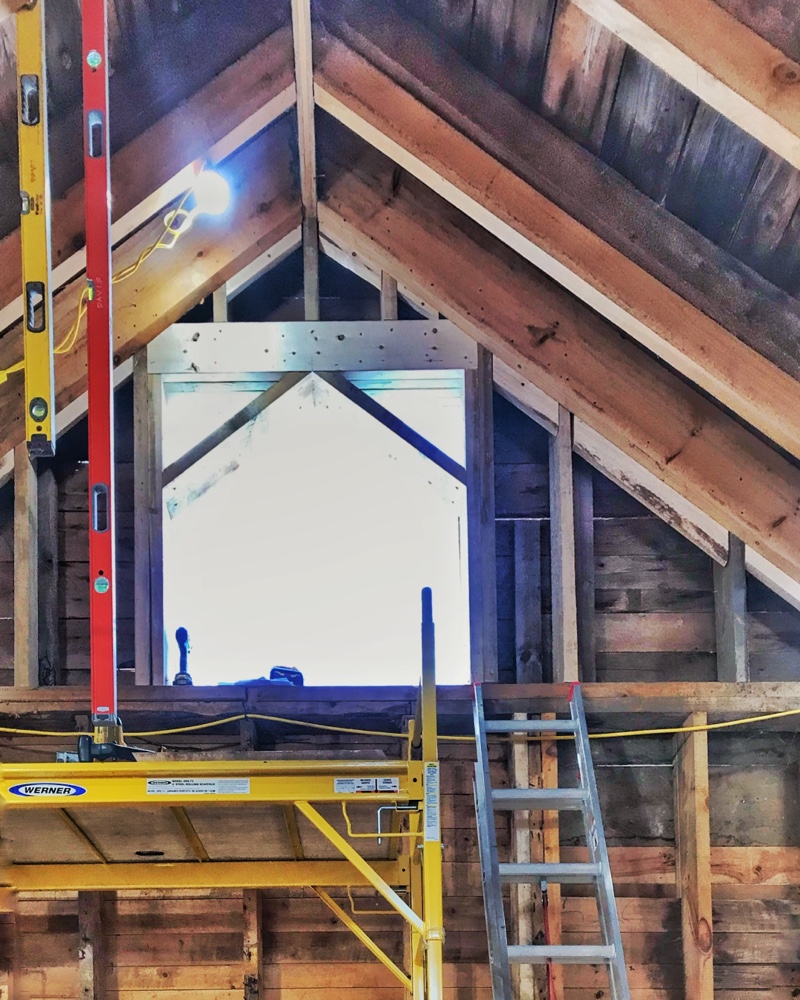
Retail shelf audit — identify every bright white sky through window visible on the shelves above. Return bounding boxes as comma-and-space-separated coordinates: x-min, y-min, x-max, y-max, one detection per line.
162, 372, 470, 686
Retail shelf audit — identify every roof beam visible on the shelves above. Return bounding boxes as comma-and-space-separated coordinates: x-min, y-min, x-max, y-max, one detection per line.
0, 116, 301, 463
317, 130, 800, 585
570, 0, 800, 170
147, 320, 476, 374
314, 27, 800, 460
0, 25, 295, 330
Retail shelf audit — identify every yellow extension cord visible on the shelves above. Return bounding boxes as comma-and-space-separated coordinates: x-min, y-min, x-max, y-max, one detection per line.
1, 705, 800, 744
0, 189, 195, 386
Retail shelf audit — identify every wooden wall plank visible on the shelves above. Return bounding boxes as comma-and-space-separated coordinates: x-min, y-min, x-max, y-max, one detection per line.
37, 465, 59, 685
664, 105, 764, 246
513, 521, 543, 684
572, 0, 800, 170
600, 49, 697, 203
540, 0, 625, 154
725, 151, 800, 285
714, 534, 748, 682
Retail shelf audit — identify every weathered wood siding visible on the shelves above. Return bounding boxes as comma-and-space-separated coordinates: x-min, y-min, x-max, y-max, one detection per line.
493, 392, 800, 683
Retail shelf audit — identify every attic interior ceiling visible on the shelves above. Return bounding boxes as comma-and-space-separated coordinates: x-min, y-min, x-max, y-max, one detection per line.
1, 0, 800, 583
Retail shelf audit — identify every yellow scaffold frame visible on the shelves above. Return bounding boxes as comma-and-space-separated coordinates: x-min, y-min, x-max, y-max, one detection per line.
16, 0, 56, 456
0, 669, 444, 1000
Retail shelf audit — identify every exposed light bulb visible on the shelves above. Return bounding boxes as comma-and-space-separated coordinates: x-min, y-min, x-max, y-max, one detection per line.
192, 170, 231, 217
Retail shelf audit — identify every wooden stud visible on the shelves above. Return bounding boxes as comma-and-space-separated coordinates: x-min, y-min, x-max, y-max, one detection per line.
243, 889, 263, 1000
465, 345, 498, 681
302, 217, 321, 322
292, 0, 320, 321
37, 464, 59, 686
212, 286, 229, 324
509, 713, 538, 1000
541, 714, 565, 1000
714, 534, 748, 682
513, 520, 543, 684
674, 712, 714, 1000
380, 271, 398, 320
570, 0, 800, 170
549, 407, 579, 683
573, 458, 596, 682
133, 352, 165, 685
320, 234, 438, 319
78, 891, 106, 1000
13, 444, 37, 688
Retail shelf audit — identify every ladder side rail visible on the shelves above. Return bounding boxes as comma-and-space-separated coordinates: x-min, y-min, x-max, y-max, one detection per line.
570, 685, 631, 1000
472, 686, 512, 1000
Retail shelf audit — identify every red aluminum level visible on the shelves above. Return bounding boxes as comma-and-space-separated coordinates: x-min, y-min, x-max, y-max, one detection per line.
82, 0, 118, 726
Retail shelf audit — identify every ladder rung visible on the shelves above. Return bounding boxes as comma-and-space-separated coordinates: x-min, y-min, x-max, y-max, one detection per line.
483, 719, 576, 734
492, 788, 586, 810
499, 862, 601, 884
508, 944, 615, 965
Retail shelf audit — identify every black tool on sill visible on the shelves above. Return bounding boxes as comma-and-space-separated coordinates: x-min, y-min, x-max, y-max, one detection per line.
173, 626, 193, 686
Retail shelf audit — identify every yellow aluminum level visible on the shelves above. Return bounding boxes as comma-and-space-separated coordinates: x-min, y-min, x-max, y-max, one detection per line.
17, 0, 56, 456
0, 670, 444, 1000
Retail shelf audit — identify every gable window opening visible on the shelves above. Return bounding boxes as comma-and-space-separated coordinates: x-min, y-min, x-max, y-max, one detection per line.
162, 371, 470, 687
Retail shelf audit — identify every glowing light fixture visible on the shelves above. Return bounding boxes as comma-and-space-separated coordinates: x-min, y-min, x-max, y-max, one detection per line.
162, 168, 232, 247
192, 169, 231, 217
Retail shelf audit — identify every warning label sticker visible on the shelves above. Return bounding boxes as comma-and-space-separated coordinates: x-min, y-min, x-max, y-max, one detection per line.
424, 763, 440, 841
334, 778, 377, 793
333, 777, 401, 794
146, 778, 251, 796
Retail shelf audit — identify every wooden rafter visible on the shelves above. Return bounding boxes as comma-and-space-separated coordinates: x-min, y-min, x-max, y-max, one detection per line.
314, 27, 800, 460
0, 116, 301, 464
317, 130, 800, 585
571, 0, 800, 170
0, 25, 296, 332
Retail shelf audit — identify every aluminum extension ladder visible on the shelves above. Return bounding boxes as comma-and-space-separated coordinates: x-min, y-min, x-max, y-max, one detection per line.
473, 683, 631, 1000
